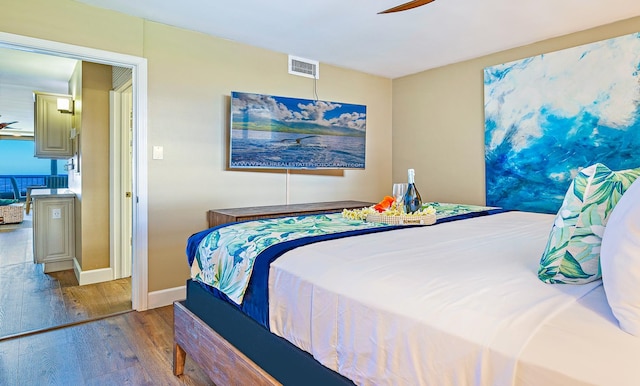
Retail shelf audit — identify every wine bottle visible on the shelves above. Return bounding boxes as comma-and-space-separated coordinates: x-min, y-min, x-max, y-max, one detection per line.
404, 168, 422, 213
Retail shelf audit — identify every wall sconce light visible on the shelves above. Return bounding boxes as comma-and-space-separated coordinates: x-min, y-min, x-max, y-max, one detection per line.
57, 97, 74, 114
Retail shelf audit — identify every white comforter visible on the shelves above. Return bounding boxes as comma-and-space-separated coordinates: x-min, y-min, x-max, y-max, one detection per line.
268, 211, 640, 386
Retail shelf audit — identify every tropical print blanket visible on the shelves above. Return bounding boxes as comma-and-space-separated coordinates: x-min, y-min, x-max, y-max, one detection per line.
430, 202, 496, 220
189, 202, 498, 307
191, 213, 391, 304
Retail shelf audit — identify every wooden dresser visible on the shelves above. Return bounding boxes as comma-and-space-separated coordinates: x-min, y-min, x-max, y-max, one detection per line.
207, 200, 372, 228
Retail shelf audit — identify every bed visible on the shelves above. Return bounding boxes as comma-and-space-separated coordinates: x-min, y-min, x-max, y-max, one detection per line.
173, 201, 640, 386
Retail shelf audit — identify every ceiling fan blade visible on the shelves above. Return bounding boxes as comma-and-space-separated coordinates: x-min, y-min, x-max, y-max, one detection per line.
0, 121, 18, 130
378, 0, 435, 14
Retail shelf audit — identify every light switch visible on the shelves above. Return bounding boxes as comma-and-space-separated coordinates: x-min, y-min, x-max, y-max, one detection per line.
52, 208, 62, 219
152, 145, 164, 160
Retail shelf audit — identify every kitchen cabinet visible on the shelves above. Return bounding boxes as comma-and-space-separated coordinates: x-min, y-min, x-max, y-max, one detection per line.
31, 189, 75, 273
34, 92, 74, 159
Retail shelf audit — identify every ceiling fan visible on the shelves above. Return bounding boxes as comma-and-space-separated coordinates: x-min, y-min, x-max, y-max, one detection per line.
0, 116, 18, 130
379, 0, 435, 14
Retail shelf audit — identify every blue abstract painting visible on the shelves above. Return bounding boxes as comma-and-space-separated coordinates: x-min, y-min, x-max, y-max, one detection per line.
484, 32, 640, 214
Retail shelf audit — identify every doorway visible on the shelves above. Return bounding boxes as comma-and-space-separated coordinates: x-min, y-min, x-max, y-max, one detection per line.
0, 32, 149, 337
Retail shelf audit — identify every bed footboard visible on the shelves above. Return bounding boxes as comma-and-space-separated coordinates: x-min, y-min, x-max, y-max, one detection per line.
173, 301, 280, 385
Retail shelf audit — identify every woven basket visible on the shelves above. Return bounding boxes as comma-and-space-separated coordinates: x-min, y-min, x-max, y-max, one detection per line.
366, 212, 436, 226
0, 203, 24, 224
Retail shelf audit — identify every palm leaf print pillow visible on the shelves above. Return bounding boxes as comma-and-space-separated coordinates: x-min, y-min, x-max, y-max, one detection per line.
538, 163, 640, 284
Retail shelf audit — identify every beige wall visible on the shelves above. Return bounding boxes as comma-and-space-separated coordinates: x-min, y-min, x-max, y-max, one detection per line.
2, 0, 143, 57
1, 0, 393, 292
82, 62, 112, 271
144, 22, 392, 291
392, 16, 640, 205
68, 61, 112, 271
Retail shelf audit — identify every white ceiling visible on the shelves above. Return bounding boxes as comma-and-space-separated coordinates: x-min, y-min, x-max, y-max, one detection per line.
0, 48, 77, 135
0, 48, 78, 87
73, 0, 640, 78
2, 0, 639, 135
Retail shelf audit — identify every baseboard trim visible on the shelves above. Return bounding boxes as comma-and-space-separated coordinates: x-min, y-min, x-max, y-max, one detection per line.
148, 285, 186, 309
73, 258, 114, 286
43, 259, 74, 273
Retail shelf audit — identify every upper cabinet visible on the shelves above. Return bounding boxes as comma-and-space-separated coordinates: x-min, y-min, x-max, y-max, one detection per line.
34, 92, 73, 159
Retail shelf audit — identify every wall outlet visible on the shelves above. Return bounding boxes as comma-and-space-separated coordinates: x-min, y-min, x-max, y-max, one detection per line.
52, 208, 62, 219
152, 145, 164, 160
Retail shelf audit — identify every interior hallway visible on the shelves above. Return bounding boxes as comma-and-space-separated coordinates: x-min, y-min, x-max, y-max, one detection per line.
0, 213, 131, 339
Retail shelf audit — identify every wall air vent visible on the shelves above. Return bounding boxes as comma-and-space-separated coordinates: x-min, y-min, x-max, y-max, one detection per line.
288, 55, 319, 79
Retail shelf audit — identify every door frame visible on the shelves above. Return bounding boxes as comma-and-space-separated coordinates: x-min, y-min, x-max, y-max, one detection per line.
0, 32, 150, 311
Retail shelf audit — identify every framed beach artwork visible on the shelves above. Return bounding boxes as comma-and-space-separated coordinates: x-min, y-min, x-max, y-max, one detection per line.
229, 91, 366, 170
484, 32, 640, 213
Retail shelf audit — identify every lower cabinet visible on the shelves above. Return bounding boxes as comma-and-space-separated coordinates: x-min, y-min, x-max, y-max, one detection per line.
32, 193, 75, 273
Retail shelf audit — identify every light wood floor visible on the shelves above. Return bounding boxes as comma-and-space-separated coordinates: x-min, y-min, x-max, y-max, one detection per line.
0, 216, 213, 384
0, 305, 213, 385
0, 214, 132, 339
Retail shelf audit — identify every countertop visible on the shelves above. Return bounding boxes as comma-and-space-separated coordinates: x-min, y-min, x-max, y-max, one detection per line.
30, 188, 76, 198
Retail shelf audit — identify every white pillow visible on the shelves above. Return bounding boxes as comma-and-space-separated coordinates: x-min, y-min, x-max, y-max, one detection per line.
601, 177, 640, 336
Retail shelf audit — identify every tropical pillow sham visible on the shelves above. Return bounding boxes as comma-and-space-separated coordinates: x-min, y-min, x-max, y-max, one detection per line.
537, 163, 640, 284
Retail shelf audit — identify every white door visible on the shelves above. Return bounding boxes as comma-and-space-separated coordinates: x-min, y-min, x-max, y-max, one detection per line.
110, 81, 133, 279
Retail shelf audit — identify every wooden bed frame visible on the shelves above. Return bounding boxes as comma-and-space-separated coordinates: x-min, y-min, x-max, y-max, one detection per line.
173, 301, 280, 385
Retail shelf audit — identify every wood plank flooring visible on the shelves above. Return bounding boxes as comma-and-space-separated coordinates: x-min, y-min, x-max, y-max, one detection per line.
0, 213, 132, 339
0, 215, 213, 384
0, 306, 214, 385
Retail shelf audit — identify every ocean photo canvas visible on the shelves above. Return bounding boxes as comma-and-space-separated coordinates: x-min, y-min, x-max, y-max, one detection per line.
484, 32, 640, 213
229, 91, 366, 170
